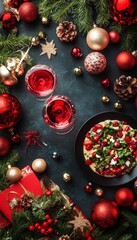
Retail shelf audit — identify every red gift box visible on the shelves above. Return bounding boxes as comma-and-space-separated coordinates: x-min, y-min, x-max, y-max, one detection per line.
0, 165, 43, 223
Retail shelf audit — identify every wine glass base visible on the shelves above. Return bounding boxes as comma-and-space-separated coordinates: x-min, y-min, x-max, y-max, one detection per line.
54, 124, 74, 135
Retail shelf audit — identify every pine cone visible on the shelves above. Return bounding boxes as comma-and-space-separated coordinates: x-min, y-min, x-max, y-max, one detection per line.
56, 21, 77, 42
58, 235, 71, 240
114, 75, 137, 100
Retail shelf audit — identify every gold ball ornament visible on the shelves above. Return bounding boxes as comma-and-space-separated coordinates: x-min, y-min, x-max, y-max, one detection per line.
114, 101, 123, 110
32, 158, 47, 173
0, 64, 18, 86
41, 17, 49, 25
73, 67, 83, 76
95, 188, 104, 197
31, 37, 40, 46
101, 95, 110, 103
63, 173, 71, 182
86, 27, 109, 51
38, 31, 47, 39
6, 166, 22, 183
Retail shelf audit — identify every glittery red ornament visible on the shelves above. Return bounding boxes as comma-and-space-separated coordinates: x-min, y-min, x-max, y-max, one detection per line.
0, 11, 17, 30
116, 51, 136, 70
84, 52, 107, 75
131, 201, 137, 211
109, 30, 120, 43
18, 2, 38, 22
91, 199, 119, 229
84, 183, 92, 193
0, 93, 22, 129
0, 136, 11, 156
71, 47, 82, 58
111, 1, 137, 25
101, 78, 110, 88
115, 188, 135, 207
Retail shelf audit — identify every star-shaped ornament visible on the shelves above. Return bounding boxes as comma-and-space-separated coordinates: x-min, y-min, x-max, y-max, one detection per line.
40, 40, 57, 59
69, 211, 90, 232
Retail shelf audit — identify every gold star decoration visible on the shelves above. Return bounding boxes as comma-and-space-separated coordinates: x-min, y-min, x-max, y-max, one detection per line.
40, 40, 57, 59
69, 211, 90, 232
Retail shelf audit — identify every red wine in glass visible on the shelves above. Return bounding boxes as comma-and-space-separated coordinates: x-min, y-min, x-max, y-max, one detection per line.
25, 65, 57, 100
42, 95, 76, 134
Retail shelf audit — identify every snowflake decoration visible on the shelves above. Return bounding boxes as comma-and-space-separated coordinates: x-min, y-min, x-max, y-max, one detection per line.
40, 40, 57, 59
69, 211, 90, 232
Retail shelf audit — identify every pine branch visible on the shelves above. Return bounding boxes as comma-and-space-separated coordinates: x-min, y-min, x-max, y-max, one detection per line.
93, 0, 111, 26
0, 34, 31, 52
73, 0, 94, 34
121, 30, 137, 51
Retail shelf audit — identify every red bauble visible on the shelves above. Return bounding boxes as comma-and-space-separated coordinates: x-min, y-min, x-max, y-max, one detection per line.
116, 51, 136, 70
0, 11, 17, 30
71, 47, 82, 58
115, 188, 135, 207
111, 1, 137, 25
18, 2, 38, 22
131, 201, 137, 211
84, 183, 92, 193
0, 93, 22, 129
101, 78, 110, 88
0, 136, 11, 156
109, 30, 120, 43
91, 199, 119, 229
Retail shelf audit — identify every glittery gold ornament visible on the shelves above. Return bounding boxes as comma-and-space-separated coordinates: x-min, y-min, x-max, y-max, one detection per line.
95, 188, 104, 197
101, 95, 110, 103
73, 67, 83, 76
86, 26, 109, 51
31, 37, 40, 46
63, 173, 71, 182
32, 158, 47, 173
114, 101, 123, 110
41, 17, 49, 25
6, 166, 22, 183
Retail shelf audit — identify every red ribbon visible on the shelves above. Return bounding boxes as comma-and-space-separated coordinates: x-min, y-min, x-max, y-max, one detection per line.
113, 0, 131, 11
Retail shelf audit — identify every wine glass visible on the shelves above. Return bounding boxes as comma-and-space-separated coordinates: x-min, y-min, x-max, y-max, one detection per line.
42, 95, 76, 135
25, 64, 57, 101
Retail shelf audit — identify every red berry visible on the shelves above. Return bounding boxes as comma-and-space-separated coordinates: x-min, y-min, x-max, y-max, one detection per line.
47, 219, 53, 224
29, 225, 34, 231
46, 190, 52, 196
54, 219, 58, 224
41, 228, 46, 234
35, 223, 40, 228
92, 124, 103, 132
112, 120, 119, 127
84, 140, 93, 150
134, 150, 137, 156
114, 141, 120, 147
48, 227, 53, 233
84, 184, 92, 193
118, 130, 123, 137
71, 47, 82, 58
93, 135, 99, 142
43, 221, 48, 227
45, 214, 51, 220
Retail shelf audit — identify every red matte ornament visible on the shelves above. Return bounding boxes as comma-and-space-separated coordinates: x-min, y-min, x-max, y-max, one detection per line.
115, 188, 135, 207
18, 2, 38, 22
109, 30, 120, 43
116, 51, 136, 70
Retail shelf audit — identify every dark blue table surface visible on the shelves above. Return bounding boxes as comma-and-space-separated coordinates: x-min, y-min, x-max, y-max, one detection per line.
0, 1, 137, 236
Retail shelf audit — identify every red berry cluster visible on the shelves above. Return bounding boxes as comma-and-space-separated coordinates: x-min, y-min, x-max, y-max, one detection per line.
28, 214, 58, 239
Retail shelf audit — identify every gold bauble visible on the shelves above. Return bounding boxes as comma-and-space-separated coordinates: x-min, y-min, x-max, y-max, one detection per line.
95, 188, 104, 197
38, 31, 47, 39
31, 37, 40, 46
6, 166, 22, 183
114, 101, 123, 110
73, 67, 83, 76
6, 57, 20, 72
41, 17, 49, 25
101, 95, 110, 103
62, 173, 71, 182
32, 158, 47, 173
86, 27, 109, 51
